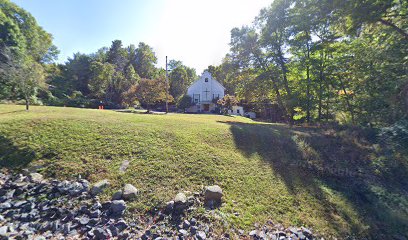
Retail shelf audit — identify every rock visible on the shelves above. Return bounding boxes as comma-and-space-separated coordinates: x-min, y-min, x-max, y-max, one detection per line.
204, 185, 223, 206
0, 226, 7, 236
178, 229, 188, 236
115, 220, 128, 231
90, 209, 101, 218
174, 193, 187, 203
119, 160, 130, 173
93, 227, 111, 239
182, 220, 190, 229
90, 179, 110, 195
173, 193, 188, 212
301, 226, 312, 237
122, 184, 138, 200
79, 216, 90, 225
190, 226, 198, 234
165, 201, 174, 213
28, 173, 43, 183
112, 191, 123, 200
197, 231, 206, 240
110, 200, 126, 216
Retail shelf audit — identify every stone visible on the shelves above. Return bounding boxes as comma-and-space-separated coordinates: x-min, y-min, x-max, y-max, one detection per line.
174, 193, 187, 203
90, 209, 101, 218
110, 200, 126, 216
119, 160, 130, 173
196, 231, 206, 240
93, 227, 110, 239
112, 191, 123, 200
204, 185, 223, 206
79, 216, 90, 225
178, 229, 188, 236
90, 179, 110, 196
190, 226, 198, 234
0, 226, 7, 236
122, 184, 138, 200
115, 220, 128, 231
165, 201, 174, 213
182, 220, 190, 229
29, 173, 43, 183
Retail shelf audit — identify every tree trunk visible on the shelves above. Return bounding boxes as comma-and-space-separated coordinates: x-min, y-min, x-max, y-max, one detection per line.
338, 77, 355, 124
25, 97, 29, 111
305, 31, 311, 123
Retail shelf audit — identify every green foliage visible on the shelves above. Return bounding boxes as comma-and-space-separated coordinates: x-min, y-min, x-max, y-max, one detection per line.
217, 94, 238, 113
176, 94, 193, 112
219, 0, 407, 126
135, 78, 173, 111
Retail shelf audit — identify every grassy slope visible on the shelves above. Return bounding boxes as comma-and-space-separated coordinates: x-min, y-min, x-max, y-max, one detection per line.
0, 105, 407, 238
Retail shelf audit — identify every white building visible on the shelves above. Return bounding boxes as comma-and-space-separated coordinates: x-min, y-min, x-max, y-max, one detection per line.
186, 71, 225, 113
228, 106, 244, 116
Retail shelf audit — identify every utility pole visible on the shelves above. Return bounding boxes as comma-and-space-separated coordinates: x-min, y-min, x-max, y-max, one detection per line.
165, 56, 169, 114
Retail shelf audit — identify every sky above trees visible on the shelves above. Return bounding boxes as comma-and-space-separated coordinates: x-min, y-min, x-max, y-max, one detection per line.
13, 0, 270, 73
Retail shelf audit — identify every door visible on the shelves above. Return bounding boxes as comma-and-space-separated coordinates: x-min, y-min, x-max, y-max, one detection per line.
203, 104, 210, 112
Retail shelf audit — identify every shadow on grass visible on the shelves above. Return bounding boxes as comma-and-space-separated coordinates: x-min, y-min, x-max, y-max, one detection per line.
219, 121, 408, 238
0, 110, 25, 115
0, 135, 36, 169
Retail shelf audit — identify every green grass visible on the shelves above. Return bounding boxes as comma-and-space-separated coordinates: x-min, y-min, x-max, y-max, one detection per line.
0, 104, 407, 238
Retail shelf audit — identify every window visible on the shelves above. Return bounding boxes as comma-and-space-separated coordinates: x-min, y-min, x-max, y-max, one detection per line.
237, 109, 240, 114
193, 94, 200, 103
205, 78, 208, 82
213, 94, 220, 100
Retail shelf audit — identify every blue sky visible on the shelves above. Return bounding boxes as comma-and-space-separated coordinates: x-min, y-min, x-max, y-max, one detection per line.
13, 0, 271, 73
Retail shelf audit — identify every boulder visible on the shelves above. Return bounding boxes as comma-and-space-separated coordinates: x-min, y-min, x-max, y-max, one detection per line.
110, 200, 126, 216
122, 184, 138, 200
173, 193, 188, 212
28, 173, 43, 183
90, 179, 110, 196
112, 191, 123, 200
174, 193, 187, 204
204, 185, 223, 206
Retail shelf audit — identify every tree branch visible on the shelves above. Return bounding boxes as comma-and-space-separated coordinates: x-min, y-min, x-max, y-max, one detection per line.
378, 18, 408, 39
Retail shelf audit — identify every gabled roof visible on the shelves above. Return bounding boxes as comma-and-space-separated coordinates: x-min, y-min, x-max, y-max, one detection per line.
187, 71, 225, 91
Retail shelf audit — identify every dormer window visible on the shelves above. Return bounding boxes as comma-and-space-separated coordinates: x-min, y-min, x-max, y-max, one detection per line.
205, 78, 208, 82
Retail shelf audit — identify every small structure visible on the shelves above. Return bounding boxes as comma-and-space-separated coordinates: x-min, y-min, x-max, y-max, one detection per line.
245, 112, 256, 119
228, 106, 244, 116
186, 71, 225, 113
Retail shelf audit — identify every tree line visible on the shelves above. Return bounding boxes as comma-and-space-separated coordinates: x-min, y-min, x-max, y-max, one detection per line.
1, 0, 407, 129
208, 0, 407, 127
0, 0, 197, 111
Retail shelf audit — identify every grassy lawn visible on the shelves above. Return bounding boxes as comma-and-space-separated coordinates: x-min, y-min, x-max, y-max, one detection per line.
0, 104, 407, 238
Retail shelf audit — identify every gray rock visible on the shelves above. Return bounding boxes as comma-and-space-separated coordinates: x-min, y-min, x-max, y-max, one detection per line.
196, 231, 206, 240
0, 226, 7, 236
93, 227, 111, 239
179, 229, 188, 236
110, 200, 126, 216
119, 160, 130, 173
29, 173, 43, 183
174, 193, 187, 203
112, 190, 123, 200
204, 185, 223, 205
165, 200, 174, 213
182, 220, 190, 229
90, 179, 110, 195
190, 226, 198, 234
122, 184, 138, 200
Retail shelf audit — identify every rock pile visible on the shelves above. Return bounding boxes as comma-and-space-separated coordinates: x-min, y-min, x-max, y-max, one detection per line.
0, 171, 316, 239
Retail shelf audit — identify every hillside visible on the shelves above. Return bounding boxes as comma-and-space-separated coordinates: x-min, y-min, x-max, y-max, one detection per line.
0, 105, 407, 239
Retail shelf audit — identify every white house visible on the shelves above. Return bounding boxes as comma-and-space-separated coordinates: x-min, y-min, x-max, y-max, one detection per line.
228, 106, 244, 116
186, 71, 225, 113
